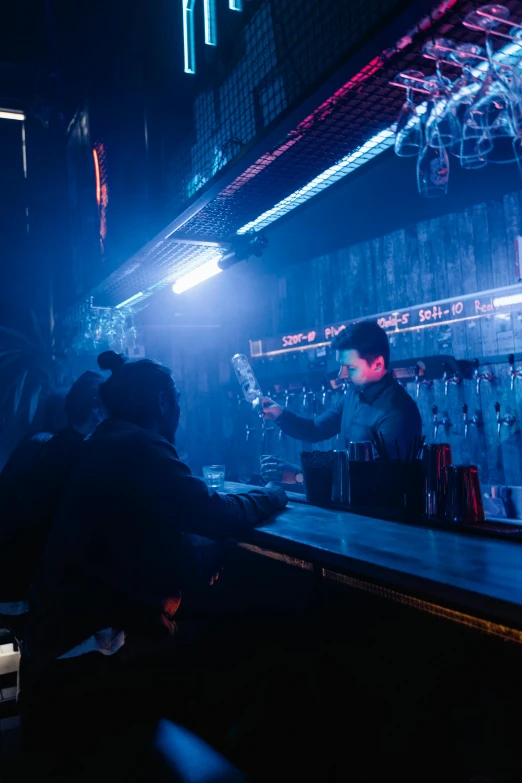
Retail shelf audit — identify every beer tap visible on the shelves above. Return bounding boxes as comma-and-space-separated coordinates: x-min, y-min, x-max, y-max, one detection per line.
494, 401, 516, 438
320, 380, 328, 408
508, 354, 522, 391
442, 362, 461, 396
432, 405, 451, 440
414, 364, 432, 398
301, 383, 309, 409
472, 358, 494, 395
432, 405, 439, 440
308, 388, 316, 407
462, 403, 481, 439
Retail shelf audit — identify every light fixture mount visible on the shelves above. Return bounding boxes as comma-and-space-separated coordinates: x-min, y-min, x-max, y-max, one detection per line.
218, 232, 268, 270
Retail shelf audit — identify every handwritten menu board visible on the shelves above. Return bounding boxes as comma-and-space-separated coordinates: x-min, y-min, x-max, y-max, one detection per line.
250, 285, 522, 358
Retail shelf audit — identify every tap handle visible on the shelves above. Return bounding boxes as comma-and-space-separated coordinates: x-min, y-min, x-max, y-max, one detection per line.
432, 405, 438, 416
462, 403, 468, 415
508, 353, 515, 367
494, 401, 501, 415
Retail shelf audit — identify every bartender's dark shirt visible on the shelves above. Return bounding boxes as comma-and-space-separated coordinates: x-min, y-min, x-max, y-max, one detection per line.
278, 373, 422, 459
29, 418, 287, 664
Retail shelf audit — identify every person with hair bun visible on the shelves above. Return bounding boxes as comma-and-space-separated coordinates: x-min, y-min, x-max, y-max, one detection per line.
24, 350, 288, 775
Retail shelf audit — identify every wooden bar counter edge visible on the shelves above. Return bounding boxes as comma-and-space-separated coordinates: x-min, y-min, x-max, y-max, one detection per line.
224, 481, 522, 644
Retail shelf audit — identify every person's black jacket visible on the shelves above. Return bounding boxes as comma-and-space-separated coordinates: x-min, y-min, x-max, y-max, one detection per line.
28, 418, 287, 663
0, 428, 85, 603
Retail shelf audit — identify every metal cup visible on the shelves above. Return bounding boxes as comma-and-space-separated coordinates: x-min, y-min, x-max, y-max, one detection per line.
422, 443, 452, 519
348, 441, 374, 462
444, 465, 485, 525
331, 450, 349, 504
300, 450, 336, 506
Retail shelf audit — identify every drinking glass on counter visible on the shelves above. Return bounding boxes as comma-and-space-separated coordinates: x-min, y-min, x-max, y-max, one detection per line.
203, 465, 226, 491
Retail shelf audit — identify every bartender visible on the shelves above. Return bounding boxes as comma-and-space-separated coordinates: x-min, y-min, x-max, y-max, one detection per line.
260, 320, 422, 486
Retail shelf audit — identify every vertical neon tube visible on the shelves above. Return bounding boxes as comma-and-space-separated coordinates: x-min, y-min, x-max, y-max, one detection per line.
183, 0, 197, 74
229, 0, 243, 10
204, 0, 217, 45
21, 121, 28, 179
93, 148, 101, 205
22, 122, 29, 234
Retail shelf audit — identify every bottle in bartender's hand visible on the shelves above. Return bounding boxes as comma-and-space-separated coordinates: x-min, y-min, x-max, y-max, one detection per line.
231, 354, 263, 408
261, 398, 283, 420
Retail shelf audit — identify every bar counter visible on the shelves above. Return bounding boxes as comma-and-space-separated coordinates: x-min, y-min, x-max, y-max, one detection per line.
224, 482, 522, 642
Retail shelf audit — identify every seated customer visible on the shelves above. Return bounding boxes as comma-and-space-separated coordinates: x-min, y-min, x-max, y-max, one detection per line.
0, 372, 103, 641
0, 388, 68, 526
28, 351, 286, 666
24, 350, 288, 777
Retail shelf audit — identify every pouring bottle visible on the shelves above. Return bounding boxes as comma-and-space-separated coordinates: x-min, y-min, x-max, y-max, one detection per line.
231, 354, 264, 409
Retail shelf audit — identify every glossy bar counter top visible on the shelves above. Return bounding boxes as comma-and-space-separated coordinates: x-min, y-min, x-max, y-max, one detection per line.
224, 482, 522, 635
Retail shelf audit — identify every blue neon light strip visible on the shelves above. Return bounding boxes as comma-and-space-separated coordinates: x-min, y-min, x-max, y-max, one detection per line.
116, 292, 144, 309
183, 0, 197, 75
204, 0, 217, 46
237, 128, 395, 234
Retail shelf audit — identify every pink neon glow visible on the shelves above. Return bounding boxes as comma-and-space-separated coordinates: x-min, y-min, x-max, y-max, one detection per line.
93, 148, 101, 205
218, 0, 458, 196
221, 136, 303, 197
93, 144, 109, 252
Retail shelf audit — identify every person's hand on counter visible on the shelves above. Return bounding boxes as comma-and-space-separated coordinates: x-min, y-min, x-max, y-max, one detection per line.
261, 397, 284, 421
261, 456, 302, 485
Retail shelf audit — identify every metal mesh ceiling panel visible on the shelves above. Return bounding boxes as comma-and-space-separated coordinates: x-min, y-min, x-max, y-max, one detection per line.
96, 241, 226, 300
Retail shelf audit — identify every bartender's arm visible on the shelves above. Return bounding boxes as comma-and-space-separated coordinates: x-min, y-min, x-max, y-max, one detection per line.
260, 455, 304, 489
261, 397, 344, 443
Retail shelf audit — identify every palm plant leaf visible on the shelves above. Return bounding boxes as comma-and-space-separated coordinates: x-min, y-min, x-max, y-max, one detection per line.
13, 370, 28, 415
28, 384, 43, 423
0, 325, 40, 351
0, 311, 64, 434
0, 351, 24, 369
0, 311, 70, 469
29, 309, 47, 351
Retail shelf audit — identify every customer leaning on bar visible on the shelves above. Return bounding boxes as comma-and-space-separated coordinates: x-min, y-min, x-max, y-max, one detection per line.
23, 351, 290, 780
261, 320, 422, 486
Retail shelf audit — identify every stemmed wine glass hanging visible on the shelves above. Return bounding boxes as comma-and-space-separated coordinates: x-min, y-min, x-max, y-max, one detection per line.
391, 4, 522, 196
